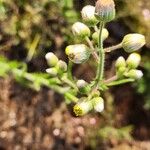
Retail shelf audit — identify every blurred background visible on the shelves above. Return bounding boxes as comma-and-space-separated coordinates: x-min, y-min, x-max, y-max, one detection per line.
0, 0, 150, 149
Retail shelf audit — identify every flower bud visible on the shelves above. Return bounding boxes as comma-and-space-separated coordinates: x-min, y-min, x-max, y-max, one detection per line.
116, 67, 126, 78
46, 67, 58, 76
65, 44, 91, 64
45, 52, 59, 67
126, 53, 141, 69
92, 28, 109, 43
72, 22, 90, 39
95, 0, 115, 22
81, 5, 99, 26
115, 56, 126, 69
56, 60, 67, 73
73, 100, 93, 116
92, 97, 104, 112
122, 34, 146, 53
76, 79, 91, 94
126, 69, 143, 79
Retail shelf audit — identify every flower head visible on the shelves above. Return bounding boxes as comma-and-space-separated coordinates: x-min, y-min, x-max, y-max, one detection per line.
72, 22, 90, 39
122, 34, 146, 53
45, 52, 58, 67
95, 0, 115, 22
65, 44, 90, 64
126, 53, 141, 69
81, 5, 98, 26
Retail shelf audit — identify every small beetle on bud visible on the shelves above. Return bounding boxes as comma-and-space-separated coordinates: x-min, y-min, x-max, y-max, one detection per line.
122, 34, 146, 53
92, 97, 104, 113
72, 22, 90, 39
126, 53, 141, 69
126, 69, 143, 79
115, 56, 126, 69
65, 44, 91, 64
92, 28, 109, 43
76, 79, 91, 94
74, 99, 93, 116
95, 0, 115, 22
46, 68, 58, 77
45, 52, 58, 67
81, 5, 99, 26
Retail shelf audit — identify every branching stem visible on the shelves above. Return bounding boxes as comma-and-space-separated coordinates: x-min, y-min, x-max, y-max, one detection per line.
104, 43, 122, 52
85, 37, 99, 62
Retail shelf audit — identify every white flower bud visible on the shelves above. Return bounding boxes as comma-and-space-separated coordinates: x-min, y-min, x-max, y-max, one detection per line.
81, 5, 98, 26
92, 97, 104, 112
65, 44, 91, 64
126, 53, 141, 69
122, 34, 146, 53
46, 68, 57, 76
92, 28, 109, 43
45, 52, 58, 67
76, 79, 91, 94
126, 69, 143, 79
77, 79, 87, 88
72, 22, 90, 39
56, 60, 67, 73
115, 56, 126, 69
117, 67, 126, 77
95, 0, 116, 22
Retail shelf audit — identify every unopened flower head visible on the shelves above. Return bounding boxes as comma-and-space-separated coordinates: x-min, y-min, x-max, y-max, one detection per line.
117, 66, 126, 77
92, 28, 109, 43
122, 34, 146, 53
81, 5, 99, 26
126, 53, 141, 69
72, 22, 90, 39
45, 52, 58, 67
126, 69, 143, 79
46, 68, 58, 76
65, 44, 90, 64
56, 60, 67, 73
92, 97, 104, 113
95, 0, 115, 22
74, 100, 93, 116
77, 79, 88, 88
76, 79, 90, 94
115, 56, 126, 69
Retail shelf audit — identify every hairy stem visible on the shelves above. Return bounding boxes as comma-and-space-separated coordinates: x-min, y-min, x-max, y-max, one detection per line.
104, 43, 122, 52
67, 60, 73, 80
95, 22, 105, 87
104, 75, 118, 83
85, 37, 99, 62
106, 78, 135, 86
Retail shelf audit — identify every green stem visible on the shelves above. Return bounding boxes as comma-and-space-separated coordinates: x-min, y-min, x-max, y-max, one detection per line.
12, 68, 69, 94
61, 75, 78, 91
85, 37, 99, 62
64, 92, 79, 102
106, 78, 135, 87
95, 22, 105, 87
104, 43, 122, 52
67, 60, 73, 81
